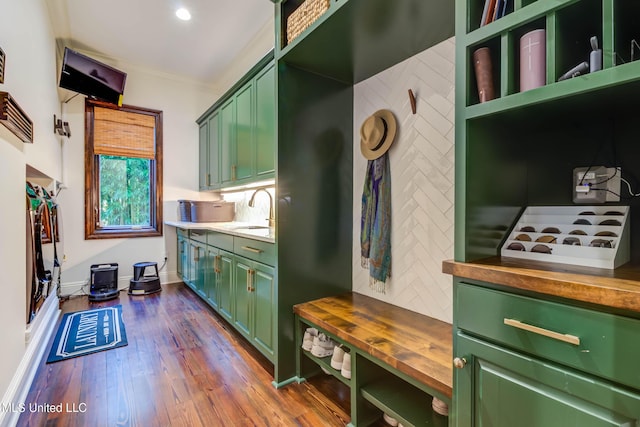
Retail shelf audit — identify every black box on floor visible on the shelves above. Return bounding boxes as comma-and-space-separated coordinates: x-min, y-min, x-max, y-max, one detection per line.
89, 263, 119, 301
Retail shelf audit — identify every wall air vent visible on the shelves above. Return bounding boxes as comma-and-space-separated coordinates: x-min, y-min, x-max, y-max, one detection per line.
0, 91, 34, 143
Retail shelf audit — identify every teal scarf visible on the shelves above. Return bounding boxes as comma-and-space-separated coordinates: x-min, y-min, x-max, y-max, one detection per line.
360, 152, 391, 292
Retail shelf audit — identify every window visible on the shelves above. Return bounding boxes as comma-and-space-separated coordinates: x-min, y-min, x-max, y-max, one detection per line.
85, 99, 163, 239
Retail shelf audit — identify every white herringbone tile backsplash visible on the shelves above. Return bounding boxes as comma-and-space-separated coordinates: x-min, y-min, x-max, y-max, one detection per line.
353, 37, 455, 323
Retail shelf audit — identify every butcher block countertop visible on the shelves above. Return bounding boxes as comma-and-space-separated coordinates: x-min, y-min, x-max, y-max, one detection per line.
293, 292, 453, 400
443, 257, 640, 314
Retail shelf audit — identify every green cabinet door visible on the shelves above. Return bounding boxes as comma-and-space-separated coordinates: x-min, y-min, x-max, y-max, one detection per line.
254, 63, 275, 179
198, 121, 208, 190
204, 245, 218, 310
207, 111, 220, 189
185, 241, 197, 290
454, 332, 640, 427
233, 257, 252, 338
217, 249, 234, 322
252, 262, 275, 358
220, 98, 235, 185
235, 82, 254, 183
193, 241, 207, 298
177, 233, 188, 281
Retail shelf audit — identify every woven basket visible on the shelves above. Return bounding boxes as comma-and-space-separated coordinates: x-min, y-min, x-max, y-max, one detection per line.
286, 0, 330, 44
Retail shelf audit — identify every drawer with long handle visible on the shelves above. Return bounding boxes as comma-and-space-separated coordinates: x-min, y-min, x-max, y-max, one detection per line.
234, 236, 275, 265
456, 281, 640, 390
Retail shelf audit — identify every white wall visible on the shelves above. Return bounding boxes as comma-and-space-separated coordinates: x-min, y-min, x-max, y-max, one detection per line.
57, 65, 218, 294
0, 0, 63, 419
353, 38, 456, 324
57, 22, 275, 296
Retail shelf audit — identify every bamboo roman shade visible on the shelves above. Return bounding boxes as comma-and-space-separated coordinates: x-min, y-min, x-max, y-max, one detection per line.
93, 106, 156, 159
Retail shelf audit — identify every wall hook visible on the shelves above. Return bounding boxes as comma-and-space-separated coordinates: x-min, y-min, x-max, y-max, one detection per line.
53, 114, 71, 138
408, 89, 417, 114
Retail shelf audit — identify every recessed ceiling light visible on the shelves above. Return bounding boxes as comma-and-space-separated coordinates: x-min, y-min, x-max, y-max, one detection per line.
175, 7, 191, 21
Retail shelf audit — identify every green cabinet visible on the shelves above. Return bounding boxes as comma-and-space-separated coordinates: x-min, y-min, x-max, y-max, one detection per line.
235, 82, 254, 183
197, 54, 275, 190
199, 112, 221, 191
177, 228, 274, 361
452, 0, 640, 422
455, 332, 640, 427
203, 245, 218, 310
177, 229, 188, 279
219, 98, 235, 186
254, 63, 275, 178
215, 249, 234, 321
453, 280, 640, 426
198, 121, 208, 190
190, 240, 207, 298
233, 256, 275, 359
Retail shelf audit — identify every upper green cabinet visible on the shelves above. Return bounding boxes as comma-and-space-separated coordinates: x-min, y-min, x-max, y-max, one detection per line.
254, 63, 276, 178
199, 111, 221, 190
197, 53, 275, 191
219, 98, 236, 187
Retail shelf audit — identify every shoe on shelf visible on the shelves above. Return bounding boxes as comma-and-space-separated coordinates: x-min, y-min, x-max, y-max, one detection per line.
383, 413, 398, 426
330, 345, 345, 370
432, 396, 449, 416
311, 333, 335, 358
341, 352, 351, 379
302, 328, 318, 351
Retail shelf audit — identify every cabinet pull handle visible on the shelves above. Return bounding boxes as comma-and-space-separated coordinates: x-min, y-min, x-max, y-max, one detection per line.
232, 164, 237, 181
249, 269, 255, 292
504, 318, 580, 346
241, 246, 263, 254
246, 269, 255, 292
214, 255, 221, 274
206, 173, 211, 187
453, 357, 467, 369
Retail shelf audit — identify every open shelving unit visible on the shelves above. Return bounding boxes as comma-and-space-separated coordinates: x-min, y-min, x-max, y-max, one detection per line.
456, 0, 640, 266
271, 0, 455, 390
276, 0, 454, 84
296, 318, 449, 427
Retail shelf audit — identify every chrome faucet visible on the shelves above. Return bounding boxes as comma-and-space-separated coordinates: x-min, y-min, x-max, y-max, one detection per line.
248, 187, 275, 228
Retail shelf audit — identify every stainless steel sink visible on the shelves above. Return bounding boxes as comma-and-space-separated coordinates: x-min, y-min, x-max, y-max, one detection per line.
233, 225, 270, 230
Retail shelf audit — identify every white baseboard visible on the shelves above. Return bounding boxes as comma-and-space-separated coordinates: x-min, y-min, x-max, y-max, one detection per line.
59, 270, 177, 297
0, 291, 60, 427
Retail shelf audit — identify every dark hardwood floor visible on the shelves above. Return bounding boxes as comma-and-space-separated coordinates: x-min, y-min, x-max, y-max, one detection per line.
17, 283, 368, 427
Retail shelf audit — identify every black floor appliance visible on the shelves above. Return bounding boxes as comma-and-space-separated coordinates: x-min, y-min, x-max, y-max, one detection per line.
129, 262, 161, 295
89, 263, 119, 301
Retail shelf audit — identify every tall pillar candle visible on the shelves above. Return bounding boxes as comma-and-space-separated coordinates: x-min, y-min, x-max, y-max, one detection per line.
520, 29, 546, 92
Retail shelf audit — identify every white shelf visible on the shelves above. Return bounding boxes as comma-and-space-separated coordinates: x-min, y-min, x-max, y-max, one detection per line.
501, 206, 630, 269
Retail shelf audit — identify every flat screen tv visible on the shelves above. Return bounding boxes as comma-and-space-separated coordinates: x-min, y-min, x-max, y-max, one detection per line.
59, 47, 127, 106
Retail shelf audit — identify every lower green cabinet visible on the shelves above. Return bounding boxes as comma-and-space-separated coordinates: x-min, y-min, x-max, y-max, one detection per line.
203, 245, 218, 310
191, 240, 207, 298
216, 249, 234, 322
177, 231, 188, 279
234, 256, 275, 359
178, 230, 275, 362
454, 332, 640, 427
453, 281, 640, 426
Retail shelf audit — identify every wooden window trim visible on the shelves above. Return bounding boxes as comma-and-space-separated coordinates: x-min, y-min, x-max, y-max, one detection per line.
85, 99, 163, 239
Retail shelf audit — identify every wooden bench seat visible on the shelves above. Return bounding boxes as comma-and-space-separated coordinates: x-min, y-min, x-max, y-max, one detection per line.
293, 292, 453, 401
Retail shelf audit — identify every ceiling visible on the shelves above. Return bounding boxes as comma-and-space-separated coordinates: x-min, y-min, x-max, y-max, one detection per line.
45, 0, 274, 84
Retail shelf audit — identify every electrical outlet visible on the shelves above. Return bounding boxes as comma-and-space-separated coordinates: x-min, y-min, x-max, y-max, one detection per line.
573, 166, 621, 203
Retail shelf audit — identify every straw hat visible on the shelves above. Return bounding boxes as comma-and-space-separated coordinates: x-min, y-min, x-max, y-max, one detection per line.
360, 109, 397, 160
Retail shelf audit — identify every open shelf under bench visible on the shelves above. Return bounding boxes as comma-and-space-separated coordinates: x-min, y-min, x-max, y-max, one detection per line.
293, 292, 452, 426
